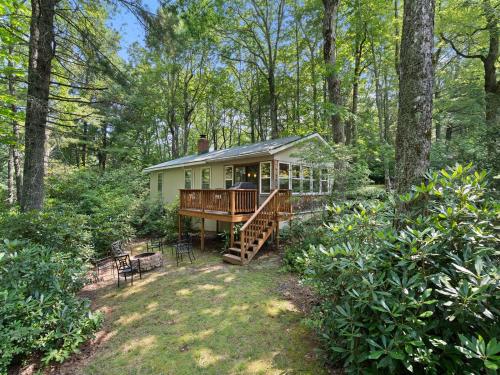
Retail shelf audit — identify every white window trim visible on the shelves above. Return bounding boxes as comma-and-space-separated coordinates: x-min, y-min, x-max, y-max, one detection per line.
224, 165, 234, 189
201, 167, 211, 189
259, 161, 272, 195
278, 162, 291, 190
184, 169, 193, 189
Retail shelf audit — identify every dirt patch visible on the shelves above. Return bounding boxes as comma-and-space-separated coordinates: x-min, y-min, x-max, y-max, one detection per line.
277, 275, 319, 314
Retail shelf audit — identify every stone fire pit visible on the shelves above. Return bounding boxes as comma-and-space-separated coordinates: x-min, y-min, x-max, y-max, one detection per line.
134, 252, 162, 271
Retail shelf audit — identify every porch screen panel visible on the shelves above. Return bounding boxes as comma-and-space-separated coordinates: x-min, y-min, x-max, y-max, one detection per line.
321, 168, 328, 193
313, 168, 320, 193
184, 169, 192, 189
234, 166, 245, 183
224, 166, 234, 188
201, 168, 211, 189
260, 162, 271, 194
302, 166, 311, 193
279, 163, 290, 189
291, 164, 301, 193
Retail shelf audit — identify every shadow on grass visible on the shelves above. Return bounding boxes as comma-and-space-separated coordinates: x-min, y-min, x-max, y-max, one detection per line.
78, 245, 325, 375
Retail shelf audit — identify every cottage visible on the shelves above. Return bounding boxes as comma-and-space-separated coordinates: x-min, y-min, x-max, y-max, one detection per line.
144, 133, 332, 264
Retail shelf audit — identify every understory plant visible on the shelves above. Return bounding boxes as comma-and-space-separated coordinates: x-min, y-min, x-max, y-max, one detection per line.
0, 240, 102, 373
301, 164, 499, 374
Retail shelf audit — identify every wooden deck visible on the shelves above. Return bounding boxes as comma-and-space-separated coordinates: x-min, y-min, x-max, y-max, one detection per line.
179, 189, 293, 262
179, 189, 258, 222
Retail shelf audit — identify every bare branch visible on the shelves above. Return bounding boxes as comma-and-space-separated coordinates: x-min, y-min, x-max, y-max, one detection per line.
441, 33, 485, 61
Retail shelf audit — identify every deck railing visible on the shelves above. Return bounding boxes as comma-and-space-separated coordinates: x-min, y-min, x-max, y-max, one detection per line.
180, 189, 258, 214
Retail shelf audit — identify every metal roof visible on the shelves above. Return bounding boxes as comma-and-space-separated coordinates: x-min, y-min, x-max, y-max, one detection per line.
143, 133, 325, 173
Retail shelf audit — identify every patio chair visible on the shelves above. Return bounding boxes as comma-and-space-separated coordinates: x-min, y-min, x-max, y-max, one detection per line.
113, 254, 142, 287
111, 240, 141, 274
175, 239, 195, 266
91, 255, 114, 282
111, 240, 126, 257
147, 237, 164, 254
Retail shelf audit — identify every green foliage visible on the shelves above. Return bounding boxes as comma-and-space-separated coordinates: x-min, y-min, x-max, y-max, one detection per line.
132, 199, 184, 241
0, 207, 93, 259
281, 215, 331, 274
299, 164, 499, 373
46, 167, 146, 256
0, 241, 102, 372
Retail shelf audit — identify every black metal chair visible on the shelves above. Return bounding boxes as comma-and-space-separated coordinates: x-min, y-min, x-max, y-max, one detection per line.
175, 239, 195, 266
113, 254, 142, 287
91, 255, 114, 282
147, 238, 164, 254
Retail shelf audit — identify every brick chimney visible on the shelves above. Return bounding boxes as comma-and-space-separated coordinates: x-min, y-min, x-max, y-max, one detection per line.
198, 134, 209, 154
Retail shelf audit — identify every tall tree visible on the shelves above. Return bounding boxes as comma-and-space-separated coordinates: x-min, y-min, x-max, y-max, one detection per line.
441, 0, 499, 165
21, 0, 57, 211
222, 0, 286, 139
394, 0, 435, 194
322, 0, 343, 143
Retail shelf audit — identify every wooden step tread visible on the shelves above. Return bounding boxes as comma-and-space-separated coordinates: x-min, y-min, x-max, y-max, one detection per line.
222, 253, 243, 265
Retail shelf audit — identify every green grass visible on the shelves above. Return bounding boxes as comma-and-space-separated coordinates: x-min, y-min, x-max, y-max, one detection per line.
80, 245, 326, 375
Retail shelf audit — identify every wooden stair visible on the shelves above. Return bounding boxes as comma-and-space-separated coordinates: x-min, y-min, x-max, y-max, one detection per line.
223, 189, 291, 265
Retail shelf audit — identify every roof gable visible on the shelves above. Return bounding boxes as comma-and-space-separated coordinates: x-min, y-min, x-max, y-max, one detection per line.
143, 133, 329, 173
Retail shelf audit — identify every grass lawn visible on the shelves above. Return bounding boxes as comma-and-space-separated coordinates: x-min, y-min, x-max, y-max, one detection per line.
71, 243, 326, 375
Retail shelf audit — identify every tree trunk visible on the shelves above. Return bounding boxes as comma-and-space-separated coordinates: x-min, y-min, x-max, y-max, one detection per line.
347, 25, 365, 145
21, 0, 57, 212
322, 0, 344, 143
268, 68, 279, 139
7, 150, 15, 205
7, 45, 22, 204
295, 18, 301, 125
98, 123, 107, 171
82, 121, 88, 167
311, 59, 319, 131
394, 0, 435, 195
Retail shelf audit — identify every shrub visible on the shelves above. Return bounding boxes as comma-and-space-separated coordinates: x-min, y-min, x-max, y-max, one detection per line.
46, 167, 146, 256
301, 164, 500, 373
0, 240, 102, 372
281, 214, 331, 273
0, 207, 93, 259
132, 199, 183, 241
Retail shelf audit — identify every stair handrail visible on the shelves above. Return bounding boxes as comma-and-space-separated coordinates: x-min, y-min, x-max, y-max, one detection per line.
240, 189, 279, 261
240, 189, 279, 232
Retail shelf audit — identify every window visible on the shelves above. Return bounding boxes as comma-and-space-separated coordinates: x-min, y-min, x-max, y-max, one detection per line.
313, 168, 320, 193
260, 162, 272, 194
302, 166, 311, 193
279, 163, 290, 189
234, 166, 245, 183
291, 164, 301, 193
321, 168, 329, 193
224, 166, 233, 188
157, 172, 163, 199
184, 169, 192, 189
201, 167, 211, 189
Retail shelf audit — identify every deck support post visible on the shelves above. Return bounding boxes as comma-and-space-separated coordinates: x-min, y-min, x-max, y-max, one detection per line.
229, 222, 234, 248
275, 221, 279, 249
201, 218, 205, 251
178, 214, 182, 240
